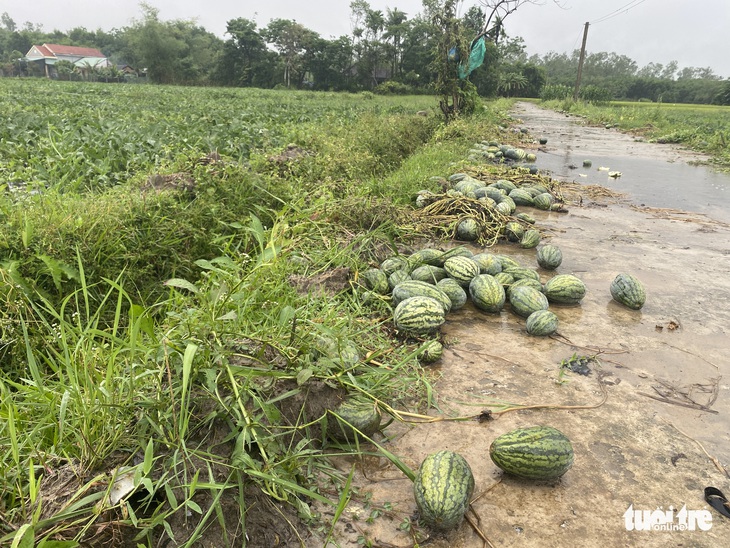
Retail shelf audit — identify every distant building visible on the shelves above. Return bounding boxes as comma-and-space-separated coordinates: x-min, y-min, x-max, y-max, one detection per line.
25, 43, 110, 79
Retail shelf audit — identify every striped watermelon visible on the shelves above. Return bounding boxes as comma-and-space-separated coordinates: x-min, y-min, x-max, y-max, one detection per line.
456, 218, 480, 241
392, 280, 452, 313
329, 398, 382, 442
388, 269, 411, 290
393, 296, 446, 335
489, 426, 574, 480
437, 246, 473, 265
471, 253, 502, 276
505, 222, 525, 242
536, 245, 562, 270
533, 193, 553, 210
436, 278, 468, 310
544, 274, 586, 305
469, 274, 506, 313
520, 229, 541, 249
508, 278, 543, 296
409, 248, 444, 268
526, 310, 559, 336
610, 273, 646, 310
443, 256, 480, 286
414, 451, 475, 531
509, 188, 535, 206
503, 266, 540, 282
410, 265, 448, 284
380, 256, 410, 276
360, 268, 389, 295
418, 339, 444, 364
509, 286, 549, 318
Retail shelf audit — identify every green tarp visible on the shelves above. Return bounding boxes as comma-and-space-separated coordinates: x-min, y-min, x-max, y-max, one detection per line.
458, 36, 487, 79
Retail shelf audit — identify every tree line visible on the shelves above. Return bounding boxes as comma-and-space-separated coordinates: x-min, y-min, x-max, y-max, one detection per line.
1, 2, 729, 105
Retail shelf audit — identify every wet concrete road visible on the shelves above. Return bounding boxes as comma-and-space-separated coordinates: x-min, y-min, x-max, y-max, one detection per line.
511, 102, 730, 223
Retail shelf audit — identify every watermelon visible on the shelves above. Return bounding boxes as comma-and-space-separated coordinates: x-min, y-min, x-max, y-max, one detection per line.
509, 188, 535, 206
418, 339, 444, 364
388, 269, 411, 290
392, 280, 452, 313
409, 248, 444, 268
520, 229, 541, 249
415, 192, 434, 209
437, 246, 473, 265
526, 310, 559, 336
414, 451, 475, 531
491, 180, 517, 192
503, 266, 540, 282
499, 195, 517, 214
495, 201, 512, 216
543, 274, 586, 305
493, 272, 514, 287
436, 278, 468, 310
329, 398, 382, 442
610, 273, 646, 310
515, 212, 536, 224
508, 278, 543, 297
410, 265, 448, 284
380, 256, 410, 276
496, 255, 521, 270
505, 222, 525, 242
360, 268, 389, 295
456, 218, 480, 241
443, 256, 480, 287
536, 245, 562, 270
509, 286, 549, 318
489, 426, 574, 480
393, 296, 446, 335
533, 193, 553, 210
471, 253, 502, 276
469, 274, 506, 313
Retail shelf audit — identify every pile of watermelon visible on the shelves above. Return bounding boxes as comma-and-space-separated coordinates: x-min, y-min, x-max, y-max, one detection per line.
358, 243, 587, 347
466, 140, 538, 169
414, 170, 565, 246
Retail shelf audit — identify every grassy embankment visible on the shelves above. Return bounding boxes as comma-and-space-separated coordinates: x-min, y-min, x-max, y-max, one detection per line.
0, 79, 517, 546
540, 98, 730, 170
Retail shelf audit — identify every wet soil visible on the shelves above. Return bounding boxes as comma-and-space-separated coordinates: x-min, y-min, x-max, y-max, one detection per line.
327, 103, 730, 547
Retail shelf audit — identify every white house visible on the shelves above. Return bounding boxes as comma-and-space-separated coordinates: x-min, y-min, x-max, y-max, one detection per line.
25, 43, 110, 78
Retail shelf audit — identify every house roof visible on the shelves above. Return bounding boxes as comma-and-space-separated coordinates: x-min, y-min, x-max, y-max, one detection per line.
27, 43, 106, 59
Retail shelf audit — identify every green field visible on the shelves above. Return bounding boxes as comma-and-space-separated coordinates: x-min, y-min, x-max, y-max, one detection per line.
0, 79, 519, 547
541, 98, 730, 169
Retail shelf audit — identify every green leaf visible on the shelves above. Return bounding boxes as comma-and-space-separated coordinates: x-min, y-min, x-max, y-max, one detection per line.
143, 438, 154, 475
163, 278, 199, 294
296, 368, 313, 385
10, 524, 34, 548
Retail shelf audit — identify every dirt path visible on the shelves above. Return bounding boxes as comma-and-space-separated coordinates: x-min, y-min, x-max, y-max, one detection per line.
326, 103, 730, 548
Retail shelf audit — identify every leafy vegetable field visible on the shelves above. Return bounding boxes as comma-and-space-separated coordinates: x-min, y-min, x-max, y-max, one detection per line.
0, 79, 522, 547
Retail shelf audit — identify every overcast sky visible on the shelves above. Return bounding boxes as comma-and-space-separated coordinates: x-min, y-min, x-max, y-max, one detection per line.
5, 0, 730, 78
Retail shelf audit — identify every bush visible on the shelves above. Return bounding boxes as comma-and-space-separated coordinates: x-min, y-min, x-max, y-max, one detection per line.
540, 84, 572, 101
373, 81, 414, 95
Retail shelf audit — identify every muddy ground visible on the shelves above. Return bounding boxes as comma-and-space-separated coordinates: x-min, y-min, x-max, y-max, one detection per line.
323, 103, 730, 547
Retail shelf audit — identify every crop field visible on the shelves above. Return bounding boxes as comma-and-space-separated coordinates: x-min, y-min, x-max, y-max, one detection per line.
0, 78, 516, 547
542, 99, 730, 169
0, 79, 437, 192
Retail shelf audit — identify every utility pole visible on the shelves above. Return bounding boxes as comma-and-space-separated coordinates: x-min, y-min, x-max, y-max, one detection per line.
573, 22, 589, 101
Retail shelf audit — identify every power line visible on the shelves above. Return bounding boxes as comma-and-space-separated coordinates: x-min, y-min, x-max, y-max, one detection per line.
590, 0, 649, 25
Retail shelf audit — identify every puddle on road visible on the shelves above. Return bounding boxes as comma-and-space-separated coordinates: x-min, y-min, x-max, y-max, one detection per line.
512, 102, 730, 223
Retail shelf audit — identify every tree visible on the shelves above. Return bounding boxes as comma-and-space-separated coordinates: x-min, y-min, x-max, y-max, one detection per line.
215, 18, 273, 87
262, 19, 320, 88
123, 3, 222, 85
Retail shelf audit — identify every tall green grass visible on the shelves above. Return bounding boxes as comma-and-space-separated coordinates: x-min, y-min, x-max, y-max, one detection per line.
0, 80, 516, 545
